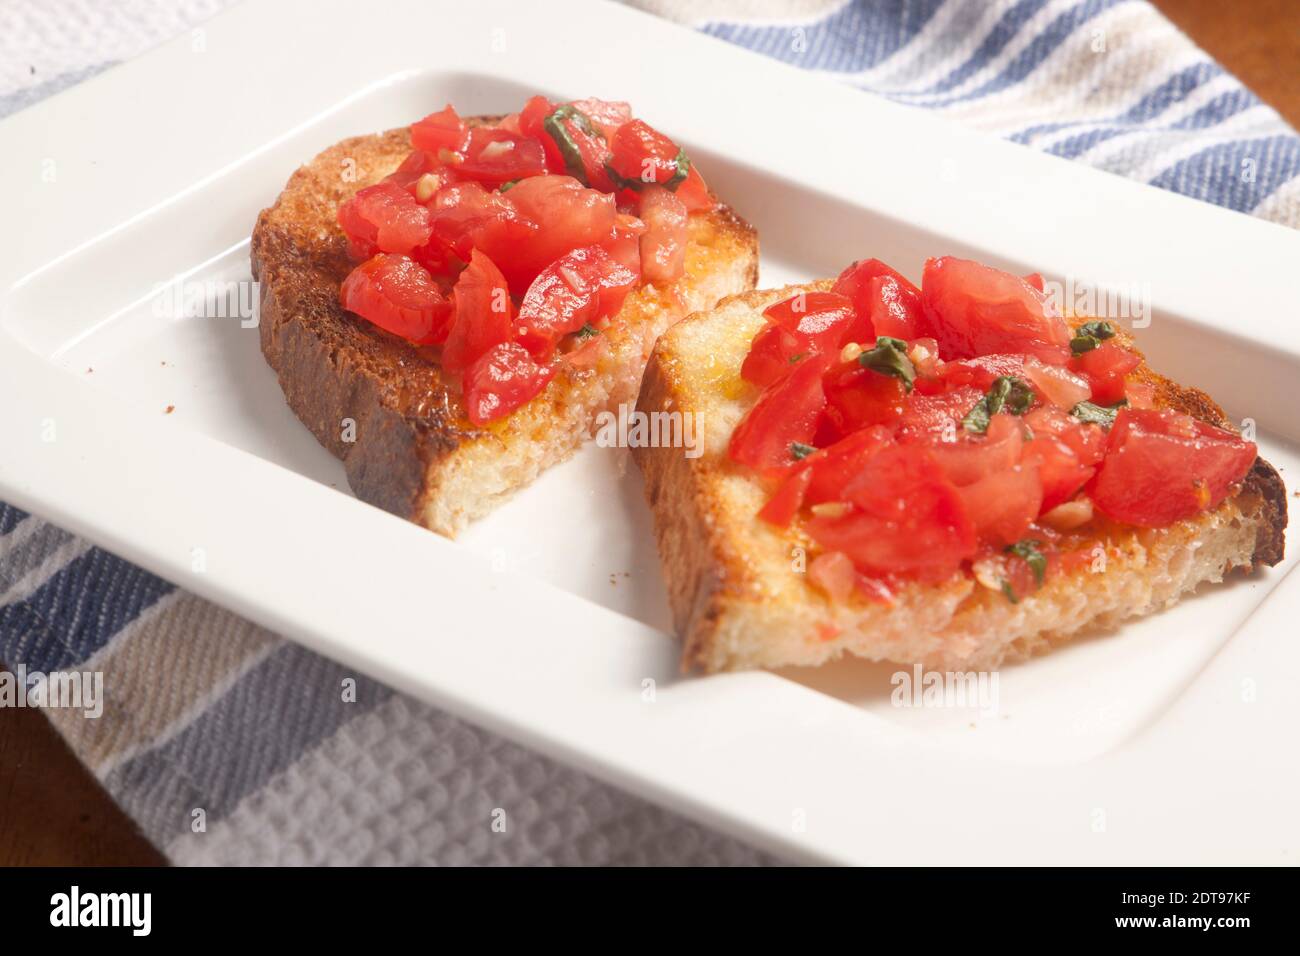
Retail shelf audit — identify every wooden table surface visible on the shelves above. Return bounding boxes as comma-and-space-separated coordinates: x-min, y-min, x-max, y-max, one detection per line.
1, 0, 1297, 867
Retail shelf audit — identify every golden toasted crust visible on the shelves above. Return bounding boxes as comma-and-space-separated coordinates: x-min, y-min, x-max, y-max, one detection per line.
635, 284, 1288, 673
252, 120, 758, 531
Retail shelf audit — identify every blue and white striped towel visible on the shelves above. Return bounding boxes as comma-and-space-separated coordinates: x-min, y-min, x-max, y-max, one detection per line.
2, 0, 1297, 865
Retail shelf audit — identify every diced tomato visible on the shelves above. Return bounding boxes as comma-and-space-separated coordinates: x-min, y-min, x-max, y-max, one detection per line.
1023, 356, 1091, 408
1072, 340, 1141, 405
638, 185, 688, 284
823, 359, 909, 435
930, 353, 1029, 394
758, 465, 814, 527
728, 356, 831, 475
803, 426, 894, 505
673, 165, 713, 212
421, 181, 539, 273
383, 150, 445, 194
1021, 435, 1095, 511
831, 259, 920, 343
926, 413, 1024, 486
499, 175, 619, 290
515, 245, 637, 359
957, 462, 1042, 546
741, 324, 805, 388
462, 341, 556, 426
1022, 272, 1045, 292
741, 292, 855, 387
766, 292, 856, 348
808, 445, 976, 581
569, 98, 632, 138
442, 250, 514, 374
339, 254, 452, 344
538, 104, 614, 191
609, 119, 683, 188
921, 256, 1072, 364
601, 213, 644, 275
1024, 405, 1106, 467
516, 95, 566, 173
454, 128, 548, 187
337, 182, 433, 257
1089, 408, 1257, 527
1127, 379, 1156, 409
809, 551, 857, 602
410, 105, 470, 154
897, 386, 984, 441
864, 275, 925, 341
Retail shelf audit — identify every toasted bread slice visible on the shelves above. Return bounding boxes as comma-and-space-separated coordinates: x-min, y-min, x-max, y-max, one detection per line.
634, 283, 1288, 673
252, 120, 758, 537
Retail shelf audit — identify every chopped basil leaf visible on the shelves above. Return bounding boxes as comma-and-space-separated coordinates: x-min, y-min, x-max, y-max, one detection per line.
1077, 320, 1116, 341
790, 442, 816, 461
543, 105, 603, 185
788, 352, 807, 364
664, 148, 691, 191
1071, 398, 1127, 426
1005, 539, 1047, 586
576, 323, 600, 340
497, 179, 521, 193
962, 401, 991, 434
962, 375, 1034, 433
858, 339, 915, 391
1000, 580, 1019, 604
1069, 320, 1116, 355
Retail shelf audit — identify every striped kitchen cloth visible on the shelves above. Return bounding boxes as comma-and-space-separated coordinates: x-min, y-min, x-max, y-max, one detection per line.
2, 0, 1297, 865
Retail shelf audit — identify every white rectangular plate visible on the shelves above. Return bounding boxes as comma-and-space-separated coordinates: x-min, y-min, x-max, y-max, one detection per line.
2, 0, 1297, 864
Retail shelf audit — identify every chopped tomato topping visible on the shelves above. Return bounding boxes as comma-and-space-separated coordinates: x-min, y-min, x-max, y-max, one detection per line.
500, 175, 619, 291
808, 445, 976, 581
637, 185, 688, 284
1023, 357, 1091, 408
957, 462, 1042, 547
463, 342, 555, 426
340, 254, 452, 345
673, 165, 713, 212
337, 182, 434, 258
609, 119, 684, 188
383, 150, 445, 194
442, 249, 514, 374
732, 254, 1261, 595
921, 256, 1072, 364
335, 94, 723, 428
758, 465, 814, 527
1071, 340, 1141, 405
741, 292, 855, 388
455, 128, 548, 187
925, 413, 1024, 486
422, 181, 538, 270
1089, 408, 1256, 526
410, 105, 470, 154
516, 245, 637, 360
823, 359, 908, 435
897, 386, 984, 441
1021, 435, 1095, 511
728, 355, 831, 475
569, 98, 632, 138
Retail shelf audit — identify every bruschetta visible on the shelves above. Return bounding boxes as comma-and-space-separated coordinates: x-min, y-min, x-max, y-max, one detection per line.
252, 97, 757, 536
634, 257, 1287, 672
